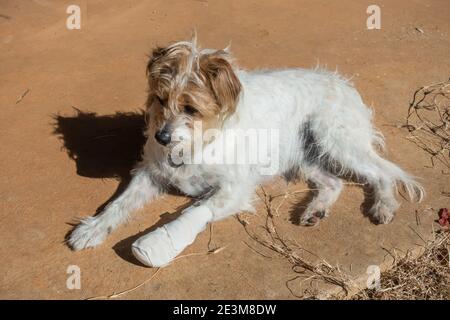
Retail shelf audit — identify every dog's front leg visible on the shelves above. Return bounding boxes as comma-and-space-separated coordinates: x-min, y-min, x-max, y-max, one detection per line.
132, 182, 255, 267
68, 168, 161, 250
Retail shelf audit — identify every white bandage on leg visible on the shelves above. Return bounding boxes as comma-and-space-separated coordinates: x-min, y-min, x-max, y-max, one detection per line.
131, 206, 213, 267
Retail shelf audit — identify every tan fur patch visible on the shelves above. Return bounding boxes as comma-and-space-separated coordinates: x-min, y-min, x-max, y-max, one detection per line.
200, 52, 242, 118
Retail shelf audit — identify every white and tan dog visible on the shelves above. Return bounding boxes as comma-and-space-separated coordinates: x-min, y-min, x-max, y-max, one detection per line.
68, 37, 424, 267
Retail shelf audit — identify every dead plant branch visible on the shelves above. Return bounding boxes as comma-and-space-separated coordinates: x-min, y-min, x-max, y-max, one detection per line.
404, 80, 450, 169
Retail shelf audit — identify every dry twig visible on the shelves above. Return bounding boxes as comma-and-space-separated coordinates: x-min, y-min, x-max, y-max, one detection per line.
15, 89, 30, 104
86, 238, 226, 300
404, 80, 450, 169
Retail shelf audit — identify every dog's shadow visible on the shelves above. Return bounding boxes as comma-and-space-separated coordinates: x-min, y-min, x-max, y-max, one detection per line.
53, 108, 147, 182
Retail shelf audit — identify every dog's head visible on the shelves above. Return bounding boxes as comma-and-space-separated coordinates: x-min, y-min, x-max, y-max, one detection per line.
145, 37, 241, 165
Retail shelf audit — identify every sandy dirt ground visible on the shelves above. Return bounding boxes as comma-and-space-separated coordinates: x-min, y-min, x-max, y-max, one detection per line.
0, 0, 449, 299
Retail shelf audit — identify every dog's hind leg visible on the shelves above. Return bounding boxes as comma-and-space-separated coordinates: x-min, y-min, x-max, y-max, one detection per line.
299, 166, 343, 226
342, 155, 400, 224
303, 104, 423, 224
327, 145, 423, 224
350, 153, 423, 224
68, 166, 161, 250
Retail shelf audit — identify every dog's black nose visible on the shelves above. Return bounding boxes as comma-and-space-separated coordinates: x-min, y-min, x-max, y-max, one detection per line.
155, 130, 171, 146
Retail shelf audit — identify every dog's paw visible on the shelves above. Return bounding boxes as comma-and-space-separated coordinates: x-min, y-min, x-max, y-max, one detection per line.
369, 199, 398, 225
132, 227, 178, 267
299, 210, 328, 227
68, 217, 109, 251
370, 204, 395, 225
132, 206, 212, 267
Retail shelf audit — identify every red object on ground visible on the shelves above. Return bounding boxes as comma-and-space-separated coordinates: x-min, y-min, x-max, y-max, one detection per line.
438, 208, 449, 228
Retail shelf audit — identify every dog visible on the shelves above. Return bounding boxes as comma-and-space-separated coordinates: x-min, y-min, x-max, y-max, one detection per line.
68, 37, 424, 267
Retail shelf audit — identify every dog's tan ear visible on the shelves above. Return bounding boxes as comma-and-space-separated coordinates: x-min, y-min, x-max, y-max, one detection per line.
200, 52, 241, 116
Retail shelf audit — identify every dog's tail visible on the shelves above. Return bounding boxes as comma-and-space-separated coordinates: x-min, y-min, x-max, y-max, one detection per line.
375, 156, 425, 202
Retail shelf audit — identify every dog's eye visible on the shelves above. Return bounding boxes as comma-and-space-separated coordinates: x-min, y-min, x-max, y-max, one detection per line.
184, 105, 198, 115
